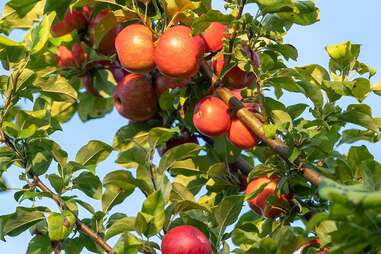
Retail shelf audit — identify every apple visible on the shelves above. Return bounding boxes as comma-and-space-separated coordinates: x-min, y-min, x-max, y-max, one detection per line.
155, 26, 202, 79
113, 74, 157, 122
193, 96, 231, 137
51, 20, 73, 37
214, 54, 256, 89
71, 43, 87, 67
56, 46, 74, 68
245, 176, 288, 218
193, 35, 206, 56
115, 24, 155, 73
89, 9, 122, 55
64, 9, 87, 30
202, 22, 227, 53
228, 117, 259, 149
80, 75, 100, 97
158, 134, 198, 156
109, 66, 129, 84
162, 225, 212, 254
82, 6, 92, 21
155, 74, 188, 95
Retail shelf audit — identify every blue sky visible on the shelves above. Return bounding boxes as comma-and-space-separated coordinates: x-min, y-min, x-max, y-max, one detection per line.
1, 0, 381, 253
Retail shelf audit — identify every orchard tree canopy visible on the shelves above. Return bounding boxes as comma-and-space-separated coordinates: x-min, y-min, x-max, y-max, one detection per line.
0, 0, 381, 253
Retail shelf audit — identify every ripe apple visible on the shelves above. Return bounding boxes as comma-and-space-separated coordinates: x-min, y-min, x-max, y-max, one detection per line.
155, 26, 202, 79
155, 74, 188, 95
113, 74, 157, 122
71, 43, 87, 66
202, 22, 227, 53
51, 20, 74, 37
64, 9, 87, 30
214, 54, 256, 89
88, 9, 121, 55
193, 96, 231, 137
115, 24, 155, 73
193, 35, 206, 56
162, 225, 212, 254
245, 176, 288, 218
158, 134, 198, 156
228, 117, 259, 149
56, 46, 74, 68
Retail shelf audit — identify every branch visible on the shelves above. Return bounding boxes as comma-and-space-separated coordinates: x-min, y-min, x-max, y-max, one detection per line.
0, 67, 113, 253
216, 87, 323, 186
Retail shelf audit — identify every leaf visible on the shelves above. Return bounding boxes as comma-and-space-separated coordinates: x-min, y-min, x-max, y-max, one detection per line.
0, 35, 23, 47
159, 143, 202, 173
2, 207, 45, 237
102, 184, 133, 213
27, 235, 53, 254
373, 80, 381, 96
286, 103, 308, 119
78, 94, 113, 122
7, 0, 40, 17
170, 182, 195, 202
26, 12, 56, 54
47, 211, 76, 241
340, 104, 378, 131
266, 44, 298, 61
72, 172, 102, 199
135, 191, 165, 237
339, 129, 379, 145
34, 76, 77, 101
192, 10, 234, 34
75, 140, 112, 171
214, 195, 243, 240
105, 217, 136, 240
115, 146, 148, 169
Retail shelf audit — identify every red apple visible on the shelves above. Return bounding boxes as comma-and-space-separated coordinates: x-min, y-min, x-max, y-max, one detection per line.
193, 96, 231, 137
245, 176, 288, 218
202, 22, 227, 53
228, 117, 259, 149
57, 46, 74, 68
162, 225, 212, 254
51, 20, 73, 37
193, 35, 206, 56
155, 26, 202, 79
155, 74, 188, 95
115, 24, 155, 73
214, 54, 256, 89
64, 9, 87, 30
158, 135, 198, 156
89, 9, 121, 55
71, 43, 87, 66
113, 74, 157, 122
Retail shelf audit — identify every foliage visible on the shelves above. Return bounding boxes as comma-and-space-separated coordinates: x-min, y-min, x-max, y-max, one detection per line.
0, 0, 380, 253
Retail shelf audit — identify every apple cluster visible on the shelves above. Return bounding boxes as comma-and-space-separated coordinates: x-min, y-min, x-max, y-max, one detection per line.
53, 6, 126, 96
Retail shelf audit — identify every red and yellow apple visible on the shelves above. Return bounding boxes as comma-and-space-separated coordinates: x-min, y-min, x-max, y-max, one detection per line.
161, 225, 212, 254
115, 24, 155, 73
245, 176, 288, 218
155, 26, 202, 79
193, 96, 231, 137
201, 22, 227, 53
113, 74, 157, 122
228, 117, 259, 149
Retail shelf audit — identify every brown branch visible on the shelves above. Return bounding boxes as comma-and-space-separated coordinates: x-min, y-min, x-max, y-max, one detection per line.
216, 87, 323, 186
31, 173, 113, 253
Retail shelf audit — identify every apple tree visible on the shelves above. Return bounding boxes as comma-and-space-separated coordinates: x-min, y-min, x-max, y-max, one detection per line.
0, 0, 381, 253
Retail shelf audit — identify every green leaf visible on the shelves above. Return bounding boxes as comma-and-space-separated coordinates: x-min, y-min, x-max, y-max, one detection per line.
78, 94, 113, 122
340, 104, 378, 131
75, 140, 112, 171
192, 10, 233, 34
0, 35, 23, 47
105, 217, 136, 240
159, 143, 202, 173
34, 76, 77, 101
214, 195, 243, 241
73, 172, 102, 199
47, 211, 76, 241
26, 12, 56, 54
170, 182, 195, 202
2, 207, 45, 237
115, 146, 148, 169
7, 0, 40, 17
372, 80, 381, 96
266, 44, 298, 61
102, 184, 133, 213
27, 235, 53, 254
135, 191, 165, 237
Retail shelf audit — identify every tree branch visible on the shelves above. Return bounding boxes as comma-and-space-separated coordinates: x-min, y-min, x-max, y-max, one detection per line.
216, 87, 323, 186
